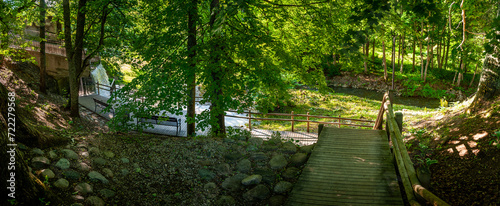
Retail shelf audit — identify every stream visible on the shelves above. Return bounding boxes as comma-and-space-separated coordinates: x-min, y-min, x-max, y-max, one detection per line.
330, 87, 441, 108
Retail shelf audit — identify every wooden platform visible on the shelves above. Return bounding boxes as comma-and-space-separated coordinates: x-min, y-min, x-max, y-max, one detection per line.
287, 127, 404, 205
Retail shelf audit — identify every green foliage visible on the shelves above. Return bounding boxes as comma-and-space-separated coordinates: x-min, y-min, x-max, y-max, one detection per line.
490, 130, 500, 149
226, 126, 251, 140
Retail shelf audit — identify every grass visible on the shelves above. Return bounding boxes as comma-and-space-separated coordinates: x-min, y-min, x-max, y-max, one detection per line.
253, 89, 433, 133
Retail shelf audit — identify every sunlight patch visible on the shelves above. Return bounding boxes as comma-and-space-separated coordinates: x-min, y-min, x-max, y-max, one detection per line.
447, 148, 454, 154
459, 136, 468, 140
473, 131, 488, 140
472, 149, 480, 155
467, 141, 477, 148
456, 144, 468, 156
448, 140, 461, 144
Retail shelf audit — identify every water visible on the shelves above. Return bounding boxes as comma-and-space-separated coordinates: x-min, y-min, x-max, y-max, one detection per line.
91, 64, 111, 97
330, 87, 441, 108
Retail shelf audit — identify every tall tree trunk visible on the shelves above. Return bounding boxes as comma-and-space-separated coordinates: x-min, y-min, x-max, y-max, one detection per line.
397, 35, 401, 71
469, 64, 477, 88
363, 43, 368, 73
371, 38, 375, 61
443, 33, 451, 71
400, 33, 405, 73
366, 38, 370, 57
412, 36, 416, 72
186, 0, 197, 137
39, 0, 47, 94
382, 39, 388, 81
423, 40, 431, 82
208, 0, 225, 135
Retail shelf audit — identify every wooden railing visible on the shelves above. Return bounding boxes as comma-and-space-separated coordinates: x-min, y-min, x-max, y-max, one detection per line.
96, 79, 117, 98
375, 91, 449, 206
225, 110, 374, 132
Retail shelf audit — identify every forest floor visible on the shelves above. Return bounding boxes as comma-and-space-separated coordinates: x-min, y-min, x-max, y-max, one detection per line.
2, 60, 499, 205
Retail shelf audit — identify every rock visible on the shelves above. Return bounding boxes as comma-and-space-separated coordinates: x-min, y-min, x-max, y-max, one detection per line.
99, 189, 116, 198
76, 143, 88, 148
268, 136, 282, 145
40, 169, 55, 179
224, 152, 243, 163
243, 184, 270, 201
120, 169, 129, 176
55, 158, 70, 170
269, 154, 287, 170
85, 196, 105, 206
299, 144, 315, 154
254, 169, 275, 184
274, 181, 293, 194
222, 173, 248, 191
204, 182, 217, 190
74, 183, 93, 195
92, 157, 107, 166
61, 149, 79, 160
251, 152, 268, 161
262, 144, 279, 151
32, 156, 50, 169
215, 163, 231, 176
76, 162, 91, 171
48, 150, 58, 159
282, 167, 300, 180
248, 137, 263, 146
289, 153, 308, 167
216, 195, 236, 206
54, 178, 69, 189
88, 171, 109, 184
198, 169, 216, 180
269, 195, 286, 206
246, 145, 259, 152
103, 151, 115, 158
120, 158, 130, 164
89, 147, 101, 156
79, 151, 89, 158
71, 195, 84, 202
32, 148, 44, 155
236, 159, 251, 173
241, 174, 262, 186
281, 142, 297, 154
102, 168, 114, 178
63, 170, 81, 180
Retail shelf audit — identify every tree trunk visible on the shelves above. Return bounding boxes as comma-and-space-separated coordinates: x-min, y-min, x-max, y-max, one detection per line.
423, 40, 431, 82
39, 0, 47, 94
372, 39, 375, 61
400, 33, 405, 73
472, 54, 500, 104
412, 36, 416, 72
0, 83, 61, 205
382, 39, 388, 81
208, 0, 225, 135
397, 35, 401, 72
443, 32, 451, 71
186, 0, 197, 137
469, 64, 477, 88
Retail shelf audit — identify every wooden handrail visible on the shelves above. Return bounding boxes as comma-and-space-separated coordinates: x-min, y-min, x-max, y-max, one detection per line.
381, 91, 449, 206
227, 110, 375, 123
224, 115, 373, 128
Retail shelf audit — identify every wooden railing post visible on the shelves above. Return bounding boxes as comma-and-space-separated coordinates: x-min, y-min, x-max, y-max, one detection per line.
291, 111, 294, 132
318, 124, 324, 137
249, 109, 252, 131
338, 115, 341, 128
395, 111, 403, 135
307, 112, 310, 133
97, 82, 100, 95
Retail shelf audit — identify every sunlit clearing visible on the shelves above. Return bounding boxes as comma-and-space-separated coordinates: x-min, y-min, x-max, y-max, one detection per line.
473, 131, 488, 140
456, 144, 468, 157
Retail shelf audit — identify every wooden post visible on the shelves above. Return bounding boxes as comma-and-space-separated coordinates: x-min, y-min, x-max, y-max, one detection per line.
291, 111, 294, 132
249, 109, 252, 130
97, 82, 100, 95
307, 112, 310, 133
338, 115, 341, 128
395, 111, 403, 135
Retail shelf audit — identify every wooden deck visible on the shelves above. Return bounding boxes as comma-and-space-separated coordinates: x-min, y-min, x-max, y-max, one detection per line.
287, 127, 404, 205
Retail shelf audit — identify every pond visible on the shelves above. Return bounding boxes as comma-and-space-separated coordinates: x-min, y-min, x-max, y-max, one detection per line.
330, 87, 441, 108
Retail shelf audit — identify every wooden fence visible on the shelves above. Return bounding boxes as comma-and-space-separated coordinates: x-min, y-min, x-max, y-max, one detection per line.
376, 91, 449, 206
225, 110, 375, 132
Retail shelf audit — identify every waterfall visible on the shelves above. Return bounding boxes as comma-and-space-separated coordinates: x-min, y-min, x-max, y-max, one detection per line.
91, 63, 111, 97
